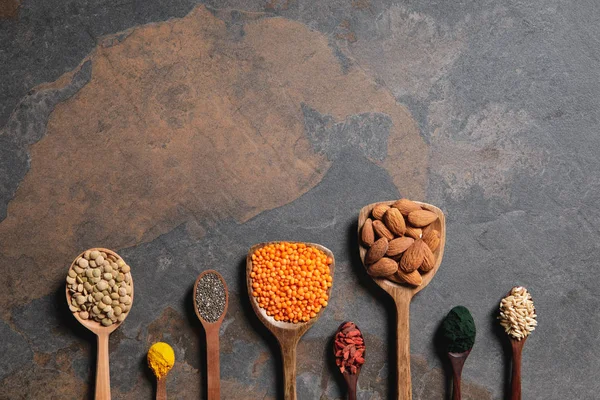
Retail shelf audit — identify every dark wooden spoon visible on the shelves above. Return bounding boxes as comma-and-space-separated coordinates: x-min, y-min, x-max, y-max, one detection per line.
503, 286, 533, 400
342, 369, 361, 400
334, 322, 365, 400
510, 337, 527, 400
448, 349, 471, 400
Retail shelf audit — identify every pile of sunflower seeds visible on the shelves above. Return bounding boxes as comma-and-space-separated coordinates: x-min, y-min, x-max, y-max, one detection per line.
67, 249, 133, 327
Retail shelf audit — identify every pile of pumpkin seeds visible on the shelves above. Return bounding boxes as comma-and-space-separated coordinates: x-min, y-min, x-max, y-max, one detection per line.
67, 249, 133, 327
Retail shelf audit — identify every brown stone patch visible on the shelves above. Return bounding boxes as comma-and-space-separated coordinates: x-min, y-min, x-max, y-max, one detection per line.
0, 5, 426, 316
265, 0, 294, 12
222, 378, 272, 400
252, 351, 270, 377
335, 20, 358, 43
0, 0, 20, 19
352, 0, 371, 10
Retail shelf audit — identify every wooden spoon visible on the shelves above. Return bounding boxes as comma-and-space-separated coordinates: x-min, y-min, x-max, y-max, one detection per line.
193, 270, 229, 400
334, 322, 365, 400
246, 242, 336, 400
510, 337, 526, 400
358, 201, 445, 400
504, 286, 533, 400
156, 376, 167, 400
448, 349, 471, 400
65, 248, 134, 400
342, 366, 362, 400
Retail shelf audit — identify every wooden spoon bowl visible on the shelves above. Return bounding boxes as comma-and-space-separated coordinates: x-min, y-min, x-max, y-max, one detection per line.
246, 241, 335, 400
193, 270, 229, 400
65, 248, 134, 400
358, 201, 445, 400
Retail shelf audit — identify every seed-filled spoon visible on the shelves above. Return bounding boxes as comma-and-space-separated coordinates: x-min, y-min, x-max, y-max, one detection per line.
65, 248, 134, 400
499, 287, 537, 400
333, 322, 366, 400
358, 201, 445, 400
246, 242, 335, 400
193, 270, 229, 400
441, 306, 476, 400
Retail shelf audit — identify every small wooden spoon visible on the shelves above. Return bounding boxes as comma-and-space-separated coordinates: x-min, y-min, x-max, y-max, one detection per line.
156, 376, 167, 400
193, 270, 229, 400
504, 287, 532, 400
246, 242, 336, 400
510, 336, 527, 400
334, 323, 365, 400
341, 365, 362, 400
65, 248, 134, 400
358, 201, 445, 400
448, 349, 471, 400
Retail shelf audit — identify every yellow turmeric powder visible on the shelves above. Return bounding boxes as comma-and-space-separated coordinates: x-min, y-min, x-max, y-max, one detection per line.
147, 342, 175, 379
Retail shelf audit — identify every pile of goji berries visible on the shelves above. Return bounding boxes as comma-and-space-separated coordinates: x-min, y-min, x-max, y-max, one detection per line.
334, 321, 365, 374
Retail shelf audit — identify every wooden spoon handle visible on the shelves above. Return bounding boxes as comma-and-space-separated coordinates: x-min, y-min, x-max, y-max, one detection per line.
206, 327, 221, 400
344, 373, 358, 400
156, 377, 167, 400
451, 367, 462, 400
511, 341, 523, 400
95, 332, 111, 400
279, 336, 299, 400
395, 297, 412, 400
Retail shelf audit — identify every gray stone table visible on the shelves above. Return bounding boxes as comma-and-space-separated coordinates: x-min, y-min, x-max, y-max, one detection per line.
1, 0, 599, 399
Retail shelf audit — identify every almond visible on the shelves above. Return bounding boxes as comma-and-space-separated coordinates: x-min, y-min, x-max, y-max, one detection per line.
367, 257, 398, 277
399, 239, 427, 273
405, 226, 422, 240
407, 210, 438, 227
392, 198, 422, 215
419, 243, 436, 272
422, 223, 434, 236
372, 220, 394, 241
422, 229, 441, 251
360, 219, 375, 247
386, 237, 414, 257
387, 269, 422, 286
372, 204, 390, 220
383, 208, 406, 236
365, 237, 388, 265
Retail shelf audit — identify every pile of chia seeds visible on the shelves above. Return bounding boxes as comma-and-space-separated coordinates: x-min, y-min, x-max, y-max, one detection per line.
195, 272, 226, 323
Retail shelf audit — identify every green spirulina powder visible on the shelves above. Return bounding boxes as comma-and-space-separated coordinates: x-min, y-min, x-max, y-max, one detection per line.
441, 306, 476, 353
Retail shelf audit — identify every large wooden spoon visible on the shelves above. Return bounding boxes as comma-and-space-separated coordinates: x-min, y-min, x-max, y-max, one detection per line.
65, 248, 134, 400
193, 270, 229, 400
358, 201, 445, 400
246, 242, 335, 400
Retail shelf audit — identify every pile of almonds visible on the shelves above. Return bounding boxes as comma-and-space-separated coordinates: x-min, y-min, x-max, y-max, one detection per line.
334, 321, 365, 375
360, 199, 441, 286
66, 249, 133, 327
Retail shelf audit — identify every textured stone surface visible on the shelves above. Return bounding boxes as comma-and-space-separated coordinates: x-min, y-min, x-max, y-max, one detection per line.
2, 0, 600, 399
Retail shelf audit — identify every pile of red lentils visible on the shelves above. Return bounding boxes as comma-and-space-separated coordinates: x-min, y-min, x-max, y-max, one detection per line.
250, 242, 333, 323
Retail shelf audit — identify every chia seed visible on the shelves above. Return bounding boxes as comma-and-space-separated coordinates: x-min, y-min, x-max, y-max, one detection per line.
195, 272, 226, 323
